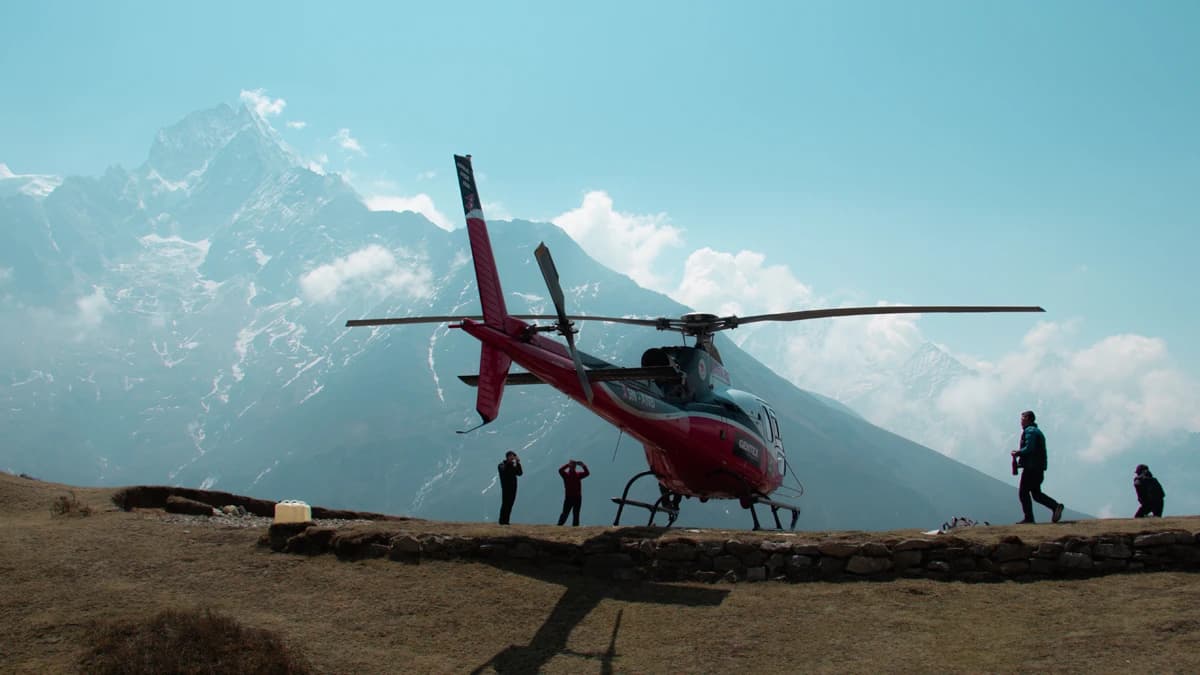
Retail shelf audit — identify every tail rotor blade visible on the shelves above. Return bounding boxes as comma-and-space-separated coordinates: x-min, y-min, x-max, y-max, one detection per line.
534, 242, 594, 403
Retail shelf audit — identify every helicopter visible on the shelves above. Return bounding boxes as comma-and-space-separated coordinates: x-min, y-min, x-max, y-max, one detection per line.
346, 154, 1045, 530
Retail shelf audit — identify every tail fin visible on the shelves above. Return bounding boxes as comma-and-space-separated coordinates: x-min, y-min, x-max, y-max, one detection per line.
454, 154, 512, 425
454, 154, 508, 329
474, 345, 512, 424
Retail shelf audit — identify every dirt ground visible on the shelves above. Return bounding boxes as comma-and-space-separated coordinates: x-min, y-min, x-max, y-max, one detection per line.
3, 472, 1199, 674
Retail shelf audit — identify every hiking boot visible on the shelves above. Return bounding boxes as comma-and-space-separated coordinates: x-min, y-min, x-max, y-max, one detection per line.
1052, 503, 1064, 523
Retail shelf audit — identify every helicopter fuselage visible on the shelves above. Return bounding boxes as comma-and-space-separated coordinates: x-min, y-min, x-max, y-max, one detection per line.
459, 316, 785, 500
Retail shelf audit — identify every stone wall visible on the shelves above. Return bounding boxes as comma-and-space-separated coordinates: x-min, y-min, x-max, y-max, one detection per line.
112, 485, 409, 521
264, 524, 1200, 583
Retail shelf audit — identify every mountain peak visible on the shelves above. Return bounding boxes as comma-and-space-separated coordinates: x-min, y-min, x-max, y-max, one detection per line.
144, 102, 298, 185
145, 104, 243, 180
903, 342, 971, 375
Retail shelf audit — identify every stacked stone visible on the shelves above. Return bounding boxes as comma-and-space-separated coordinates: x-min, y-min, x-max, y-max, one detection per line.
261, 524, 1200, 584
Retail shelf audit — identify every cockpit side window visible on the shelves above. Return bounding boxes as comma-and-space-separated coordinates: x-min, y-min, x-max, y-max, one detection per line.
767, 408, 780, 441
759, 405, 773, 442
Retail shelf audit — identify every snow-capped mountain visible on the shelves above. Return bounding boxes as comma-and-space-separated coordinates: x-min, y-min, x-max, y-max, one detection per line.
0, 163, 62, 200
0, 101, 1081, 530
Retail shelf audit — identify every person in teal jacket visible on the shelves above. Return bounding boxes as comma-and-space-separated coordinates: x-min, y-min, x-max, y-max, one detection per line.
1010, 410, 1065, 524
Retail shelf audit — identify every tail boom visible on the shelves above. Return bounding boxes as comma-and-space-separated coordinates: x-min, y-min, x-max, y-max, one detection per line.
455, 154, 508, 329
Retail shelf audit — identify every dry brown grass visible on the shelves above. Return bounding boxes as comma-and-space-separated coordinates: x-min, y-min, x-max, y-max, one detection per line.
50, 491, 93, 517
2, 471, 1199, 674
78, 608, 311, 675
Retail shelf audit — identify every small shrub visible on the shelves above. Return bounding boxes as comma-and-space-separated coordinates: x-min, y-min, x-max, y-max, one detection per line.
51, 492, 93, 517
78, 608, 312, 675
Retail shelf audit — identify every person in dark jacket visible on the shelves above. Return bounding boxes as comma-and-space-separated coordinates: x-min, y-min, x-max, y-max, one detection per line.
556, 459, 590, 526
1010, 410, 1065, 524
497, 451, 522, 525
1133, 464, 1165, 517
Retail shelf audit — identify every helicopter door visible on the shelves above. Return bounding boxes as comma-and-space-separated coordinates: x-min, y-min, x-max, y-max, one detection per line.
749, 405, 772, 471
764, 406, 784, 476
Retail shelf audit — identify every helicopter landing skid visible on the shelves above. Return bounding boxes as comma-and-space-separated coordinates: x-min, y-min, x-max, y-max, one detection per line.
707, 468, 802, 531
611, 470, 680, 527
747, 495, 801, 531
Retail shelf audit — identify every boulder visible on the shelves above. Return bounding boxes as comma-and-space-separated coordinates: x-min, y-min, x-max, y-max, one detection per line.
817, 542, 858, 558
165, 495, 216, 517
1034, 542, 1064, 559
846, 555, 892, 575
893, 550, 923, 570
992, 541, 1033, 562
1093, 541, 1132, 560
894, 539, 934, 551
332, 531, 393, 560
1058, 552, 1093, 570
283, 527, 335, 556
657, 542, 698, 562
1134, 532, 1178, 548
858, 542, 891, 557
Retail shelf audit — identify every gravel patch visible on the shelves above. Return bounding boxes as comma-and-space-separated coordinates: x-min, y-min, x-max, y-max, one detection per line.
155, 512, 373, 530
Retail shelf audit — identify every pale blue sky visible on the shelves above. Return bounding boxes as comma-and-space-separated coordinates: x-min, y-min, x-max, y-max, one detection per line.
2, 0, 1198, 375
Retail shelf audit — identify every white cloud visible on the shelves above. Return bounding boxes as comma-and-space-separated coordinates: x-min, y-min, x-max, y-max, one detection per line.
417, 170, 437, 181
1068, 334, 1166, 386
482, 201, 512, 221
552, 191, 683, 290
738, 306, 928, 434
299, 245, 433, 304
673, 247, 812, 317
365, 193, 454, 231
286, 120, 307, 130
239, 88, 286, 117
928, 326, 1200, 463
76, 286, 112, 327
332, 128, 365, 155
306, 153, 329, 175
0, 267, 11, 284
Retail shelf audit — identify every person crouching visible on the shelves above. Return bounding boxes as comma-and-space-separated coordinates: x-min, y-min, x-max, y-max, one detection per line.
1133, 464, 1165, 518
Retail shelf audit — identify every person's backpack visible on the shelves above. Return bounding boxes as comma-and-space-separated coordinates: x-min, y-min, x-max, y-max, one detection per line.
1148, 476, 1166, 501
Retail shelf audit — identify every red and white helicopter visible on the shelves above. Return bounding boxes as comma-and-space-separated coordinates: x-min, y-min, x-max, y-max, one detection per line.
347, 155, 1044, 529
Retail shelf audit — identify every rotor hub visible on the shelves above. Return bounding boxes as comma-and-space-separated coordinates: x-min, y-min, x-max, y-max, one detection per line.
677, 313, 723, 336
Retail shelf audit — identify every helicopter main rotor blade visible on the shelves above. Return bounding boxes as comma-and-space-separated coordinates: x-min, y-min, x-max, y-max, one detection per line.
732, 305, 1045, 327
563, 325, 593, 403
535, 315, 663, 327
533, 243, 567, 323
534, 242, 594, 403
346, 314, 662, 328
347, 315, 479, 327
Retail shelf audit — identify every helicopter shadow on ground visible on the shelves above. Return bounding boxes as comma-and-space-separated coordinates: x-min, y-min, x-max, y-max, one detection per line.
469, 527, 729, 675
